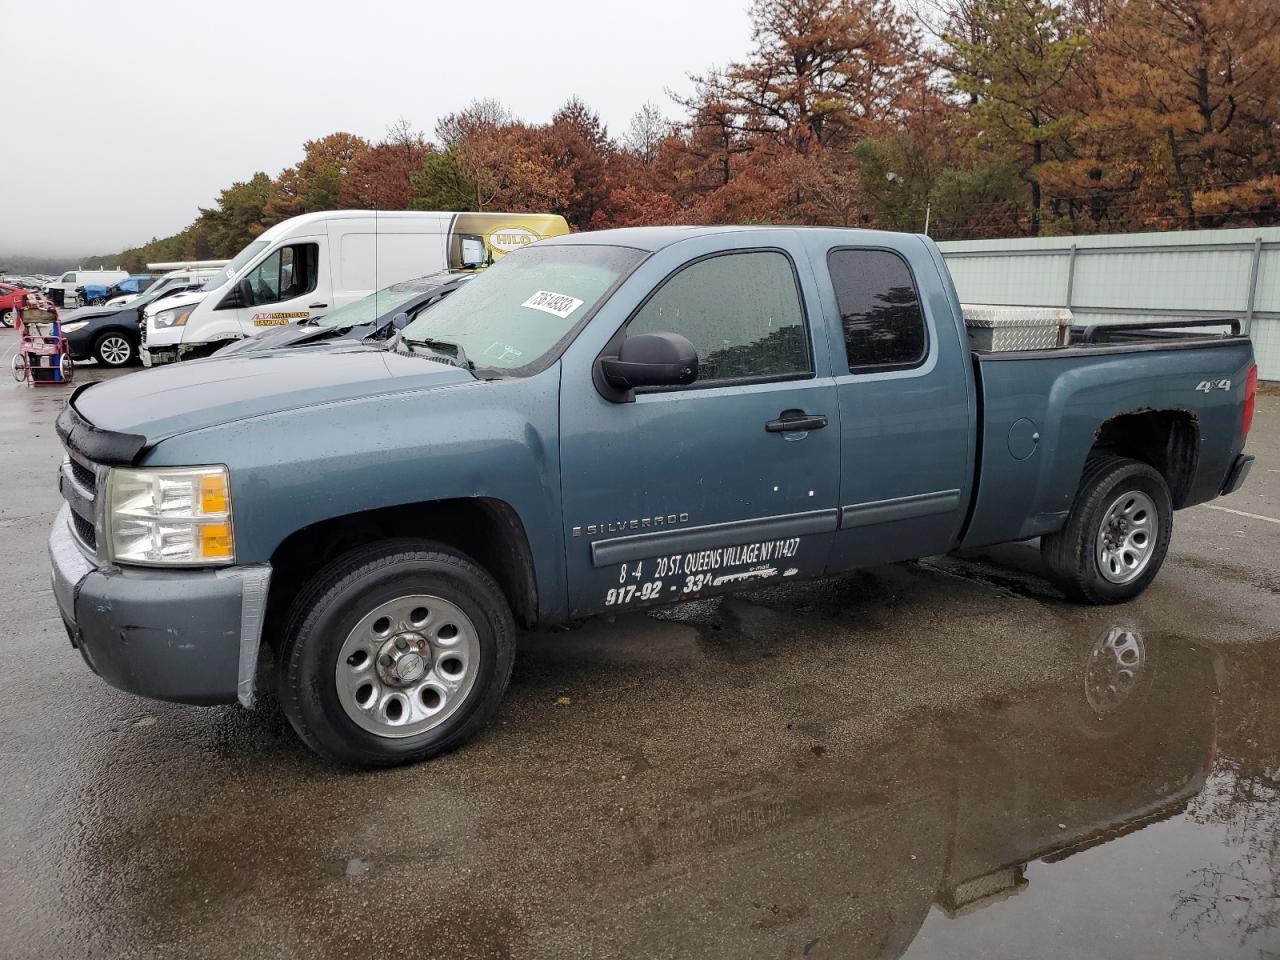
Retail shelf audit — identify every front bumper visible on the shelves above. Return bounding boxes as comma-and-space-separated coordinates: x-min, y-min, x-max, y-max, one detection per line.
49, 504, 271, 707
139, 345, 177, 367
64, 329, 95, 362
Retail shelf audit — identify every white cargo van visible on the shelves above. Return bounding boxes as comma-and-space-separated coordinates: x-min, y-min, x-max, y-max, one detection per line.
140, 210, 569, 364
44, 268, 128, 307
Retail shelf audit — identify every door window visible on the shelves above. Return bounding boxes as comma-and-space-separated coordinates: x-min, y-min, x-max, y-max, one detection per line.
828, 249, 928, 371
627, 250, 810, 386
244, 243, 318, 306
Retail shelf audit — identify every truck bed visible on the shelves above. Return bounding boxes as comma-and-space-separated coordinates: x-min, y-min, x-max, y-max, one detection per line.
959, 322, 1254, 550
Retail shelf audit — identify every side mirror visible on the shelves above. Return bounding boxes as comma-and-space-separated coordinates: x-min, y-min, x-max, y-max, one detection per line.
600, 332, 698, 390
390, 311, 411, 330
238, 278, 254, 307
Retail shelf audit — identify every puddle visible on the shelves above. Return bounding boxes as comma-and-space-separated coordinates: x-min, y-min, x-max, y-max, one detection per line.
8, 557, 1278, 959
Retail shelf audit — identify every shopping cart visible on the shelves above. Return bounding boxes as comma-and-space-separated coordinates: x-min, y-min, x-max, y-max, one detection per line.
10, 293, 74, 386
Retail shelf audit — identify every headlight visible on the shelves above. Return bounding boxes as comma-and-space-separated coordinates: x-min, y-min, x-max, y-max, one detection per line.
104, 465, 234, 566
152, 305, 196, 328
61, 321, 88, 333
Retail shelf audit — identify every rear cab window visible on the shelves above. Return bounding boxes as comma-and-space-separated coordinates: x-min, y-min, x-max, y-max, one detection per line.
827, 248, 928, 372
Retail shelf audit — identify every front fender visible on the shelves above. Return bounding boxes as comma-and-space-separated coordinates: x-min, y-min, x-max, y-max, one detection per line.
144, 366, 568, 623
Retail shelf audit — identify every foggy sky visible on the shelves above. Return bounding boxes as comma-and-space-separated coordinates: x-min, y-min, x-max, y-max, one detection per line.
0, 0, 752, 259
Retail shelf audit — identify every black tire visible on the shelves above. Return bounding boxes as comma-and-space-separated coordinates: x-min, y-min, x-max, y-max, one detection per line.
1041, 456, 1173, 604
0, 309, 13, 328
93, 331, 136, 366
277, 539, 517, 767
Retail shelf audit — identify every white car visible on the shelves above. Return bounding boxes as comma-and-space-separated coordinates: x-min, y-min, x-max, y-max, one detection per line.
44, 268, 128, 307
140, 289, 206, 367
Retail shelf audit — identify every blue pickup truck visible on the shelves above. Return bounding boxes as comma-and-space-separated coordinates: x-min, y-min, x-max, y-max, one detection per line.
49, 226, 1257, 766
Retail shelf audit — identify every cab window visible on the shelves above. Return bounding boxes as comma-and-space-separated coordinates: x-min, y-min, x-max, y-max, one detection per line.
243, 243, 319, 306
61, 272, 75, 283
828, 248, 928, 371
626, 250, 810, 387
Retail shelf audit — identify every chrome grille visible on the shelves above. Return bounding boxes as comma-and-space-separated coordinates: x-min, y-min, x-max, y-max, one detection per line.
60, 451, 99, 554
139, 320, 147, 346
69, 457, 96, 492
71, 512, 97, 549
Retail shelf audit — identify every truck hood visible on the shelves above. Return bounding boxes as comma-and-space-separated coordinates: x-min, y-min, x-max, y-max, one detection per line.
73, 345, 476, 445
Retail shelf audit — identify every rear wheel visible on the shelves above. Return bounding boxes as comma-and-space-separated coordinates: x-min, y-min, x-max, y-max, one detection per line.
94, 331, 135, 366
278, 540, 517, 767
1041, 456, 1172, 604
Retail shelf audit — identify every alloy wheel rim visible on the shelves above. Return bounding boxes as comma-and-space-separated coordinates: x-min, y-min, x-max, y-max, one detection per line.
101, 337, 131, 364
334, 594, 481, 738
1096, 490, 1157, 584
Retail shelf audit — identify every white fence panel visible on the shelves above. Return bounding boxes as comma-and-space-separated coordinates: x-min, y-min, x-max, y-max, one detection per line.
938, 227, 1280, 379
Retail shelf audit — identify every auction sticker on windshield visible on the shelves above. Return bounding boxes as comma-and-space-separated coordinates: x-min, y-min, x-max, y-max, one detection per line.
521, 290, 583, 319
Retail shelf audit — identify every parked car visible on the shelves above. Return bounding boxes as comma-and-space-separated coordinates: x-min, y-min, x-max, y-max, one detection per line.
59, 272, 215, 366
140, 210, 570, 365
1, 275, 44, 291
49, 226, 1256, 766
0, 282, 28, 326
43, 268, 128, 307
213, 270, 475, 356
82, 273, 158, 308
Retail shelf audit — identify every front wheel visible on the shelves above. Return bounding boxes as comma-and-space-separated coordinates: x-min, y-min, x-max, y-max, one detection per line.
1, 309, 13, 327
94, 331, 135, 366
1041, 456, 1173, 604
278, 540, 517, 767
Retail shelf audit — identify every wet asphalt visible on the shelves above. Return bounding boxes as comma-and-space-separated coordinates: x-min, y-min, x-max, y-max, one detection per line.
1, 332, 1277, 959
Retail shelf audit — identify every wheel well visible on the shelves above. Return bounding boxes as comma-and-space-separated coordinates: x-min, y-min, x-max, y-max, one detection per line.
95, 326, 137, 341
264, 498, 539, 648
1089, 410, 1199, 507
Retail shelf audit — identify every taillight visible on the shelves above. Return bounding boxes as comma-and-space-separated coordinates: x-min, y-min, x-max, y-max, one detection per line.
1243, 364, 1258, 438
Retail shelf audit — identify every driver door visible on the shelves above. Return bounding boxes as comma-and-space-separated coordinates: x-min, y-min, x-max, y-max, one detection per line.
557, 238, 841, 619
231, 241, 325, 336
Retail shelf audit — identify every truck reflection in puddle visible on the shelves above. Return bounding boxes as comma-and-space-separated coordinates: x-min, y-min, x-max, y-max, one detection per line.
58, 612, 1278, 960
586, 622, 1272, 959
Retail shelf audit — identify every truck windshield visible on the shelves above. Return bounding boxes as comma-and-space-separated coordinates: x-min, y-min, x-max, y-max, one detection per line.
202, 240, 268, 291
400, 245, 642, 373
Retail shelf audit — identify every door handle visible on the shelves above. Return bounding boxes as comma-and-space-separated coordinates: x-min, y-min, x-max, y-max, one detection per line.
309, 303, 328, 309
765, 413, 828, 433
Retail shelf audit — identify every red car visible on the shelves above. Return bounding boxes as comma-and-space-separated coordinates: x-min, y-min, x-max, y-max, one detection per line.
0, 284, 28, 327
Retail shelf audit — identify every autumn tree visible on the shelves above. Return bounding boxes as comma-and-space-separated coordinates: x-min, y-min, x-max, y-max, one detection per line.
942, 0, 1087, 235
1086, 0, 1280, 228
542, 97, 615, 228
341, 120, 433, 209
623, 102, 674, 164
687, 0, 925, 152
264, 132, 371, 222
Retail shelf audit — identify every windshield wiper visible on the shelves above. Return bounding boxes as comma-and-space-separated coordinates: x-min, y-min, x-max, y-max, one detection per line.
403, 335, 474, 371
